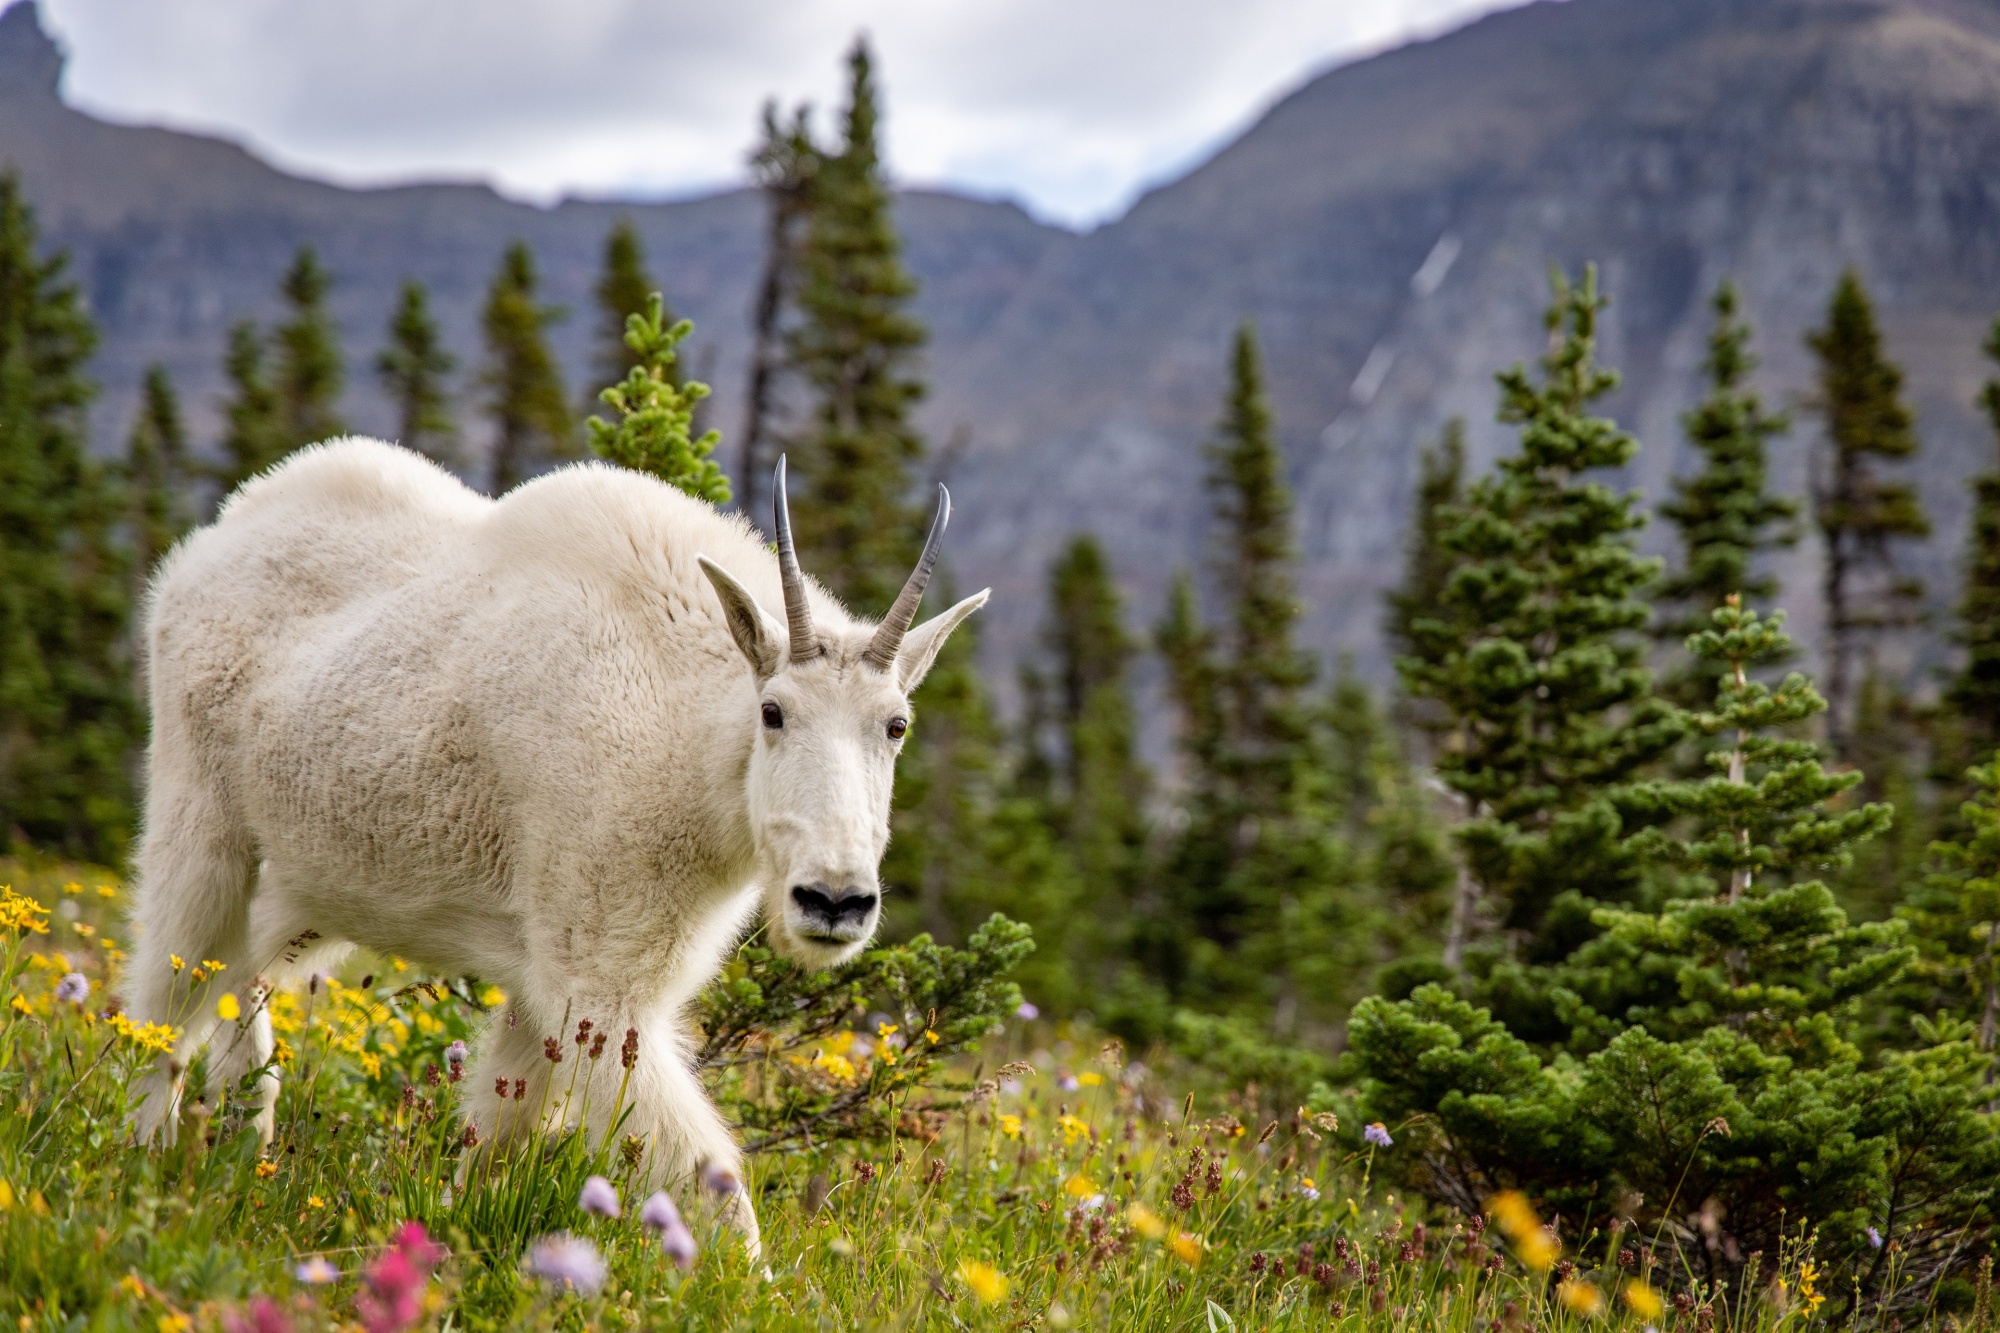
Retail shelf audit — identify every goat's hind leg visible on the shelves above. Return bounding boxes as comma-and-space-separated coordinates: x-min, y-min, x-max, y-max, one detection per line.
126, 761, 256, 1145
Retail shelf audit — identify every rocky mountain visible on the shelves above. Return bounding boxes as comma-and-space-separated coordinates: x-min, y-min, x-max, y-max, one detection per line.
8, 0, 2000, 713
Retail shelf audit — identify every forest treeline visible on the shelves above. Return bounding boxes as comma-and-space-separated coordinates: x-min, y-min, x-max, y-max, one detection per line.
1, 39, 1995, 1305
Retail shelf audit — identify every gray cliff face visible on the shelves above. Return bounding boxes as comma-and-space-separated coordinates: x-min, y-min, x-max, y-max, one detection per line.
7, 0, 2000, 724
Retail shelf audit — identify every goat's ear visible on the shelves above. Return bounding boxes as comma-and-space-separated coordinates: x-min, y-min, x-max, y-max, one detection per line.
894, 589, 989, 693
697, 555, 784, 680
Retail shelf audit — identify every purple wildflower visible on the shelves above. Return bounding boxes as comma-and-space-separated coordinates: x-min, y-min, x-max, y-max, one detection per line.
524, 1233, 607, 1295
1363, 1122, 1394, 1148
702, 1163, 741, 1197
1868, 1226, 1884, 1249
294, 1256, 339, 1285
53, 972, 88, 1004
641, 1191, 698, 1269
1016, 1001, 1040, 1021
444, 1040, 468, 1069
578, 1175, 621, 1218
1056, 1071, 1080, 1092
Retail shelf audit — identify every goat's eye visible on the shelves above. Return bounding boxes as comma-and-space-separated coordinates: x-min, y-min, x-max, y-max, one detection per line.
761, 702, 784, 730
886, 717, 908, 741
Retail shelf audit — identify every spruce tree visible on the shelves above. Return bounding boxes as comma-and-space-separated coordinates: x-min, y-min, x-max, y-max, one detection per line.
375, 279, 458, 468
125, 363, 191, 582
586, 295, 729, 502
1657, 280, 1797, 639
1037, 536, 1150, 956
1398, 267, 1682, 971
1903, 758, 2000, 1053
1353, 599, 1998, 1293
592, 219, 668, 401
215, 320, 285, 494
0, 173, 135, 862
480, 241, 572, 494
1809, 269, 1928, 746
1384, 417, 1464, 664
738, 102, 819, 525
1947, 315, 2000, 749
274, 246, 345, 449
785, 38, 927, 610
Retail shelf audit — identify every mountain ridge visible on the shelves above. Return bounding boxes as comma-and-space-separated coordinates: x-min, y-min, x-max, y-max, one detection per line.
7, 0, 2000, 721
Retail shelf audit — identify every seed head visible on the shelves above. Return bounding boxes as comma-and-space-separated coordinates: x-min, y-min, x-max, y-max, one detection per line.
588, 1031, 606, 1060
574, 1018, 592, 1048
543, 1037, 562, 1064
494, 1077, 509, 1098
513, 1078, 527, 1101
620, 1027, 639, 1069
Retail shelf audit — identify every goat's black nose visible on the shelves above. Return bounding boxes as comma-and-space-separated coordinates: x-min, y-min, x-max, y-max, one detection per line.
792, 884, 877, 923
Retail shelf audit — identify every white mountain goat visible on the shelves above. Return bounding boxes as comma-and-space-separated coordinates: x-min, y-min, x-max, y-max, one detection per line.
125, 438, 986, 1250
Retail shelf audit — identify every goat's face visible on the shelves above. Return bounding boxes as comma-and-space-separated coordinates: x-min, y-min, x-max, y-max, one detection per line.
697, 491, 986, 968
740, 656, 911, 966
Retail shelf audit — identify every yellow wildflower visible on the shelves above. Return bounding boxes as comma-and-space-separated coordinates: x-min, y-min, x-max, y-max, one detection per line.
63, 881, 80, 895
1798, 1260, 1824, 1313
158, 1313, 191, 1333
1487, 1190, 1559, 1271
307, 1195, 326, 1209
876, 1021, 899, 1038
255, 1160, 278, 1180
391, 957, 409, 972
1624, 1281, 1663, 1320
26, 1189, 47, 1216
96, 884, 117, 899
274, 1038, 295, 1065
480, 985, 505, 1007
1127, 1203, 1166, 1239
357, 1051, 382, 1078
201, 959, 225, 972
1557, 1280, 1605, 1317
190, 968, 204, 983
118, 1272, 146, 1299
0, 1180, 12, 1209
956, 1260, 1008, 1305
216, 993, 241, 1022
170, 955, 184, 972
110, 1013, 179, 1054
9, 995, 31, 1017
924, 1029, 940, 1044
1077, 1071, 1104, 1087
0, 886, 50, 935
812, 1048, 857, 1081
998, 1114, 1023, 1139
1056, 1114, 1089, 1146
1063, 1174, 1098, 1198
1169, 1232, 1203, 1267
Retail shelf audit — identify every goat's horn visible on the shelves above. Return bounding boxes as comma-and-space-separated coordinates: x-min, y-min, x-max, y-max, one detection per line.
864, 484, 950, 672
772, 456, 821, 662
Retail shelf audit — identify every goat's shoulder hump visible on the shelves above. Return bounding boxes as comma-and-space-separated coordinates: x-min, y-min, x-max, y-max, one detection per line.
218, 437, 486, 528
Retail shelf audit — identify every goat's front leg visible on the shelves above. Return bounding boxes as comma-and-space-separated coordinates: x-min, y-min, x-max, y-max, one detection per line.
464, 1008, 760, 1257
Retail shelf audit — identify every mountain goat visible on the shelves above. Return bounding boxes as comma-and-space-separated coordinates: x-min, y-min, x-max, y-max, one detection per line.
125, 438, 986, 1251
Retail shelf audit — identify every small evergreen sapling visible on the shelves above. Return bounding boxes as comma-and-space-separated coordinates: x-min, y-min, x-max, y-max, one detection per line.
586, 295, 729, 504
1902, 757, 2000, 1052
274, 246, 346, 450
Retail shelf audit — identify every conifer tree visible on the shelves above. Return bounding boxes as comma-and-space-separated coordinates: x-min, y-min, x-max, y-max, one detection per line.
375, 279, 457, 467
274, 246, 345, 449
1809, 269, 1928, 746
1657, 281, 1796, 638
1354, 599, 1998, 1290
1903, 758, 2000, 1053
480, 241, 572, 494
1037, 536, 1150, 934
1399, 267, 1682, 968
738, 103, 819, 525
1947, 315, 2000, 749
586, 295, 729, 502
125, 363, 191, 582
0, 174, 135, 861
592, 219, 669, 402
1385, 417, 1464, 663
786, 39, 927, 610
215, 320, 284, 494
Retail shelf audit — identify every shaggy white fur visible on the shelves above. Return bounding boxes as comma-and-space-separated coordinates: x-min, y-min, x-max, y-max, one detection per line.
125, 438, 986, 1251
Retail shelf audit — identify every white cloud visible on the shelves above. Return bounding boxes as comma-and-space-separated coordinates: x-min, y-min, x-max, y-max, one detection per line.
29, 0, 1528, 228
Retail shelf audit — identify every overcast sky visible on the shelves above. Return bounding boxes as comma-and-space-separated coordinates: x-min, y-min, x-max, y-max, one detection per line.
26, 0, 1528, 229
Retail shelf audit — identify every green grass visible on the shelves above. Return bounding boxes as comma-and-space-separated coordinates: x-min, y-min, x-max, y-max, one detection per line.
0, 860, 1978, 1331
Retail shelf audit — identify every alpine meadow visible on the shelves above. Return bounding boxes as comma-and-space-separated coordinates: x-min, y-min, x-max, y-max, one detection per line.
4, 3, 2000, 1332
